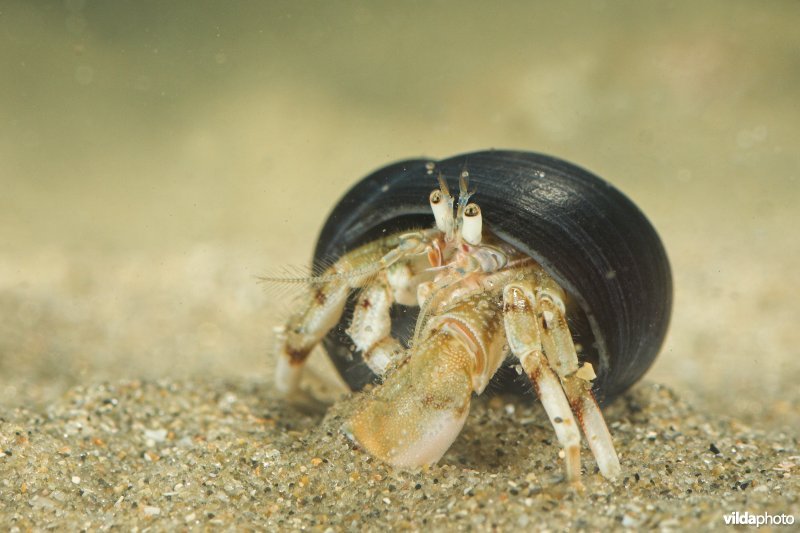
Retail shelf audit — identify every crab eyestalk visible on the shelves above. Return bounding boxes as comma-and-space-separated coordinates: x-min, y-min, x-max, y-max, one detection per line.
343, 331, 474, 468
461, 203, 482, 245
430, 173, 455, 241
429, 189, 453, 237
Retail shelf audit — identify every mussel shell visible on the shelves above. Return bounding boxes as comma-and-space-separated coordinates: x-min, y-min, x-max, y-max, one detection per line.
314, 150, 672, 404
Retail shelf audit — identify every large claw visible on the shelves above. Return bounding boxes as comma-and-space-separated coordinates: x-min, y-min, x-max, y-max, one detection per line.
343, 335, 474, 468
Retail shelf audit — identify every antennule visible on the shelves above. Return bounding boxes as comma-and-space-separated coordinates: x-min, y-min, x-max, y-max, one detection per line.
455, 170, 476, 240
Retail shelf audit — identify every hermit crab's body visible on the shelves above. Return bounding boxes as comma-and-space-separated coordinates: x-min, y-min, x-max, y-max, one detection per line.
271, 148, 675, 482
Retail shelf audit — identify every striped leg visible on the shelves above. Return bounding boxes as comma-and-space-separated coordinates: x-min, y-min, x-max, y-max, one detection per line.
347, 274, 405, 376
274, 278, 349, 397
536, 292, 621, 480
274, 230, 440, 398
503, 284, 583, 482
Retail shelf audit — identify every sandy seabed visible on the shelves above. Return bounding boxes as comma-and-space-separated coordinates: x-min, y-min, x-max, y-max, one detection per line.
1, 378, 798, 531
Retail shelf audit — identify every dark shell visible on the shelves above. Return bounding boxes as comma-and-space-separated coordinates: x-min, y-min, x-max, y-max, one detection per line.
314, 150, 672, 404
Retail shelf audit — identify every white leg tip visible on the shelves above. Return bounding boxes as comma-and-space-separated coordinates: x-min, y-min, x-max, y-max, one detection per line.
275, 355, 301, 396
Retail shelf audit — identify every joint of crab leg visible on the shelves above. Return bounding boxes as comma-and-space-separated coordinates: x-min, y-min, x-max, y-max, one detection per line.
347, 281, 392, 350
416, 280, 434, 308
538, 295, 579, 376
274, 275, 351, 398
461, 203, 482, 245
378, 230, 440, 269
347, 279, 406, 376
386, 261, 432, 306
537, 293, 622, 480
274, 326, 302, 396
502, 285, 583, 482
536, 287, 567, 314
524, 349, 583, 482
362, 337, 405, 376
562, 370, 622, 480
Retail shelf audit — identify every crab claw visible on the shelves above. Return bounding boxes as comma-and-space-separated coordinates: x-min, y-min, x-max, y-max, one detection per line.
343, 335, 474, 468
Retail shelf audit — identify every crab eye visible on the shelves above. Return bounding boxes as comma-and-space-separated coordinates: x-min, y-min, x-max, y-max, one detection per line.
429, 189, 453, 234
461, 203, 482, 245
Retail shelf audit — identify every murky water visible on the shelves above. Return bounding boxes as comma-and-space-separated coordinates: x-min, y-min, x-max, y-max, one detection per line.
2, 1, 799, 423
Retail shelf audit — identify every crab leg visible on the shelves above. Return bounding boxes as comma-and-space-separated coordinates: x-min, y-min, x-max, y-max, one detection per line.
502, 284, 583, 482
536, 293, 621, 480
347, 274, 405, 376
274, 230, 440, 397
274, 277, 350, 397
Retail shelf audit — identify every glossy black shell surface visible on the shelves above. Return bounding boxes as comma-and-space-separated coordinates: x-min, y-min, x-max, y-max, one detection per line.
314, 150, 672, 404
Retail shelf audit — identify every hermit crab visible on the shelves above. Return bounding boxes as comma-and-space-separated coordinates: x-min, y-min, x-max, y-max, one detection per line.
272, 150, 672, 482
